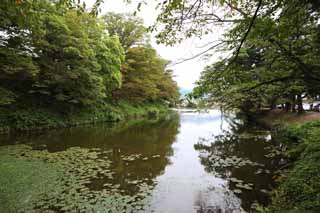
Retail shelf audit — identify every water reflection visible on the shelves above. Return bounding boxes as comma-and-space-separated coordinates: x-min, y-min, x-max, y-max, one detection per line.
195, 118, 280, 211
1, 115, 180, 198
0, 110, 278, 212
151, 110, 243, 213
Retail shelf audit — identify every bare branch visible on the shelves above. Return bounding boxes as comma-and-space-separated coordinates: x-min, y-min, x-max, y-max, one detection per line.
225, 1, 248, 17
243, 75, 294, 92
168, 41, 226, 67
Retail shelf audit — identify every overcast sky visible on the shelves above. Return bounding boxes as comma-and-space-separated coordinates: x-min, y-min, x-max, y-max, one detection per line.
85, 0, 225, 90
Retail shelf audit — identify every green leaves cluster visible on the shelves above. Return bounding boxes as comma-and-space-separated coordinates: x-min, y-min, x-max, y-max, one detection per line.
0, 0, 124, 108
153, 0, 320, 112
103, 12, 180, 106
116, 46, 179, 104
102, 12, 148, 51
0, 1, 179, 125
196, 0, 320, 112
268, 121, 320, 211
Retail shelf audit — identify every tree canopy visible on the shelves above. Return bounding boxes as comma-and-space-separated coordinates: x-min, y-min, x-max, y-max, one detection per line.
102, 12, 180, 105
116, 46, 179, 104
0, 0, 179, 115
151, 0, 320, 113
0, 0, 125, 109
102, 12, 148, 51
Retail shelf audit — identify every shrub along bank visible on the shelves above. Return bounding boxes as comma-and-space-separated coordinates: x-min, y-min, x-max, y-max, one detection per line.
261, 120, 320, 212
0, 102, 169, 133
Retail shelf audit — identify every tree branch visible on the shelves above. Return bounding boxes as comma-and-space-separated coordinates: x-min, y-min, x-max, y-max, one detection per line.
168, 41, 226, 67
225, 1, 248, 17
243, 75, 294, 92
269, 38, 320, 82
228, 0, 263, 66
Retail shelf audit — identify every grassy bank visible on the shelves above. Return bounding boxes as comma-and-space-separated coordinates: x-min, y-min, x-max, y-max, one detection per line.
258, 114, 320, 212
0, 101, 169, 133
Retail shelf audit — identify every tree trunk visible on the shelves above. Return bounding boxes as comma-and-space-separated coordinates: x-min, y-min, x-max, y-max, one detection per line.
310, 104, 313, 111
285, 102, 291, 112
297, 94, 304, 113
291, 95, 296, 112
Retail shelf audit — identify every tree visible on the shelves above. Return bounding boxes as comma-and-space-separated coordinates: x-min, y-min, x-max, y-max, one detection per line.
151, 0, 320, 113
102, 12, 148, 51
101, 11, 179, 105
115, 46, 179, 105
0, 0, 124, 109
157, 69, 180, 105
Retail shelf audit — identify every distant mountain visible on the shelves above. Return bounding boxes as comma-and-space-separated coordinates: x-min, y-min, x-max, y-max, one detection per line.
180, 88, 193, 98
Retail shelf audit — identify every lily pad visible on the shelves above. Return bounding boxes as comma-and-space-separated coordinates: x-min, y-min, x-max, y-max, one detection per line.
233, 189, 242, 194
235, 183, 253, 190
229, 177, 244, 183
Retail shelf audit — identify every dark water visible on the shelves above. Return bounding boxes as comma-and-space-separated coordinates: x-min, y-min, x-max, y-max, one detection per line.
0, 110, 279, 212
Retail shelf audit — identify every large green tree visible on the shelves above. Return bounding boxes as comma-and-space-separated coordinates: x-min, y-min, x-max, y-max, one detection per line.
101, 12, 179, 105
0, 0, 180, 113
102, 12, 147, 51
116, 46, 179, 105
0, 0, 124, 109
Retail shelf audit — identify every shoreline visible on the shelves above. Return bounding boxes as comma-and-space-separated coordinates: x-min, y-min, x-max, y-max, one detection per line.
0, 102, 171, 134
255, 110, 320, 212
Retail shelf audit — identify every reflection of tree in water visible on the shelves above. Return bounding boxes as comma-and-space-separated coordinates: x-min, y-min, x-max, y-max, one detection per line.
103, 114, 181, 195
195, 118, 281, 211
194, 186, 243, 213
1, 114, 181, 198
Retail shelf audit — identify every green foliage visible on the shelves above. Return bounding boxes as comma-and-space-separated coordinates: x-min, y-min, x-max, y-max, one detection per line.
0, 144, 156, 212
34, 10, 124, 106
101, 12, 179, 106
153, 0, 320, 113
0, 0, 124, 109
0, 1, 178, 132
8, 109, 64, 130
266, 121, 320, 212
0, 87, 17, 106
102, 12, 148, 50
0, 102, 170, 133
115, 101, 168, 119
117, 46, 179, 105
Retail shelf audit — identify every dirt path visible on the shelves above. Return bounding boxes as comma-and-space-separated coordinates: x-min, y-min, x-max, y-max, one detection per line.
265, 110, 320, 124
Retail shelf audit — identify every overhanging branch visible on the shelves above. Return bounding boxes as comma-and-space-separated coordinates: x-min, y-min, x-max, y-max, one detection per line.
242, 75, 294, 92
168, 41, 226, 67
228, 0, 263, 66
269, 38, 320, 82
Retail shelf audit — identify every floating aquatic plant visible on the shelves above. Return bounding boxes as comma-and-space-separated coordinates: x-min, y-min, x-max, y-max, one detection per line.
0, 145, 156, 212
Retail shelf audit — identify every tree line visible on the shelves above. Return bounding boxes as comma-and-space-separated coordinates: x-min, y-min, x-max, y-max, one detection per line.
0, 0, 179, 116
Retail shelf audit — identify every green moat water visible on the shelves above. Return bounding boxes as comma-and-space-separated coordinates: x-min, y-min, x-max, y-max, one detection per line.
0, 110, 280, 212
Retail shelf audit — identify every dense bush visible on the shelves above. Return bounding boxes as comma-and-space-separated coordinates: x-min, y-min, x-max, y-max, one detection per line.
267, 121, 320, 212
0, 102, 170, 133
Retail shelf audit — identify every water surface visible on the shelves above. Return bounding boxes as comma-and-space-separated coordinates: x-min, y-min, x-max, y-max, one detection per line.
0, 110, 278, 212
